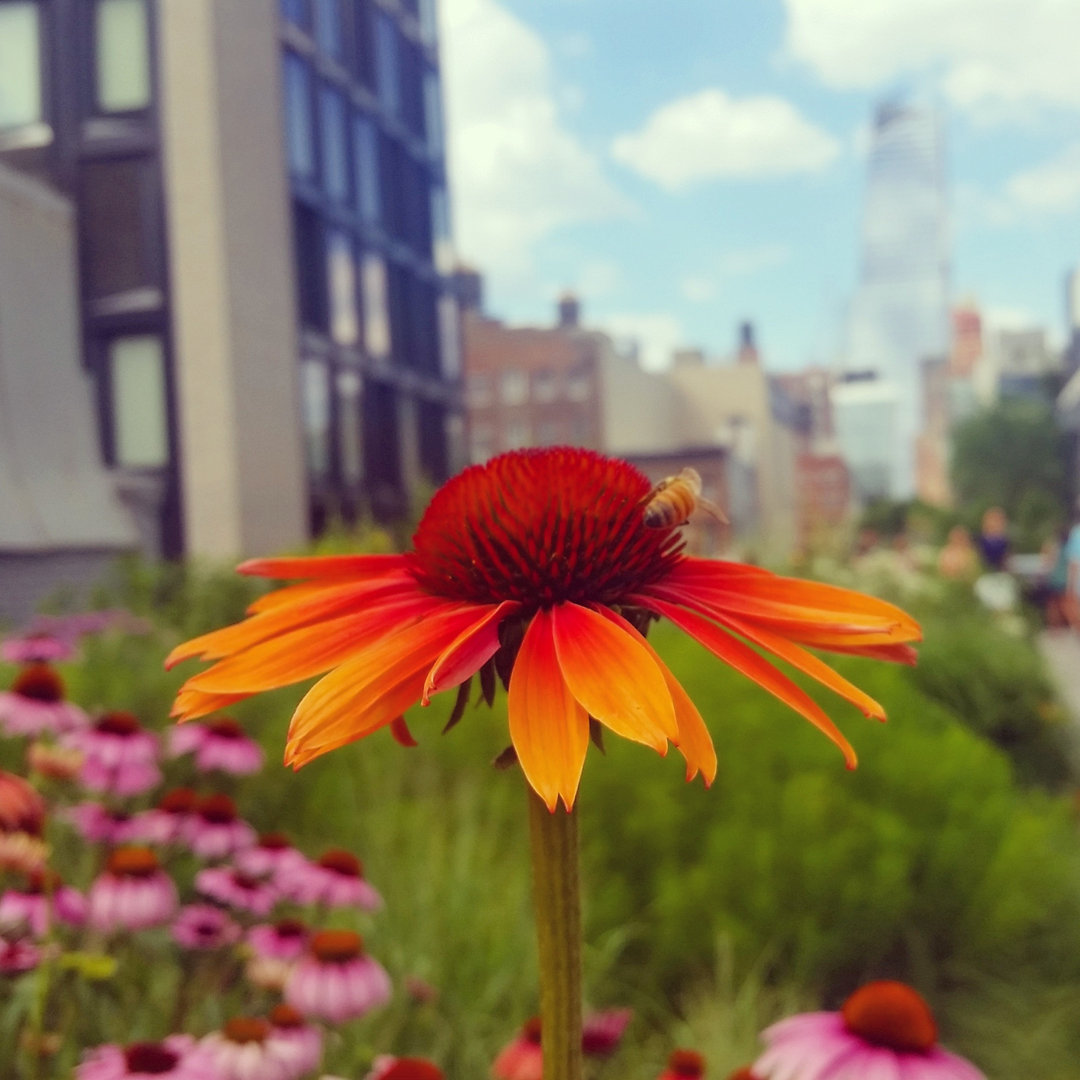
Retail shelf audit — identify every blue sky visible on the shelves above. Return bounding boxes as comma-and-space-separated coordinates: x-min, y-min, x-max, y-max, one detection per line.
438, 0, 1080, 371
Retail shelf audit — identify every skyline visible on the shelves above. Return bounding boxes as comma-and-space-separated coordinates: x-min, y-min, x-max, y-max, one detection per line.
438, 0, 1080, 371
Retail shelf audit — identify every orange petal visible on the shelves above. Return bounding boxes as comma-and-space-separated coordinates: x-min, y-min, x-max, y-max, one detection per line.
171, 688, 253, 722
507, 610, 590, 812
284, 603, 490, 762
718, 614, 886, 720
238, 554, 408, 579
644, 597, 857, 768
550, 602, 676, 751
423, 600, 519, 704
183, 592, 448, 693
820, 641, 920, 665
593, 606, 716, 785
165, 573, 417, 669
663, 561, 921, 636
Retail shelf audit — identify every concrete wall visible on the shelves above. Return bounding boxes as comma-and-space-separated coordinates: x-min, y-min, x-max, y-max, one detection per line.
158, 0, 307, 558
0, 164, 138, 621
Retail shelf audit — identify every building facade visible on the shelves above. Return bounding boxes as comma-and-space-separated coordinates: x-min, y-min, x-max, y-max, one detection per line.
846, 99, 949, 498
0, 0, 458, 575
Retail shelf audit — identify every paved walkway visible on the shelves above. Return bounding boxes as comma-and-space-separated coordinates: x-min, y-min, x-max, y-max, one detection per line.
1038, 629, 1080, 771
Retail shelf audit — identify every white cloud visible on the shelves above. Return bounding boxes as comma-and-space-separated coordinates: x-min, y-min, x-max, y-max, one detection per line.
611, 88, 839, 190
597, 312, 686, 372
440, 0, 631, 282
1007, 143, 1080, 213
575, 259, 622, 299
784, 0, 1080, 119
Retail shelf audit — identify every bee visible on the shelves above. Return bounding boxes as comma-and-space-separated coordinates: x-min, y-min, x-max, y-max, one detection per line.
641, 467, 728, 529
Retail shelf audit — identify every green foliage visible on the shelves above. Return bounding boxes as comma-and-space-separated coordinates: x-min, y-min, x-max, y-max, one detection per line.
950, 400, 1068, 545
580, 625, 1080, 1007
910, 608, 1072, 788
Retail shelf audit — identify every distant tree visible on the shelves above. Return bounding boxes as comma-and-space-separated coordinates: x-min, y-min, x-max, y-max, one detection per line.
950, 400, 1068, 544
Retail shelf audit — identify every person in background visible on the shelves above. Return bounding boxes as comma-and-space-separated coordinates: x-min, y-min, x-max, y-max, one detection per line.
1032, 527, 1070, 628
976, 506, 1010, 571
1064, 504, 1080, 632
937, 525, 979, 582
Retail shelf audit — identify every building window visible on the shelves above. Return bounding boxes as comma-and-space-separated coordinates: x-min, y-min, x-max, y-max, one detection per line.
337, 369, 363, 487
505, 419, 530, 450
280, 0, 311, 29
293, 202, 327, 331
283, 53, 315, 179
533, 368, 558, 403
326, 230, 358, 346
360, 252, 391, 359
469, 421, 494, 464
363, 380, 402, 518
466, 373, 491, 408
94, 0, 151, 113
500, 370, 528, 405
536, 420, 563, 445
430, 186, 453, 272
0, 2, 42, 129
301, 358, 331, 480
438, 295, 461, 378
314, 0, 344, 59
418, 0, 438, 46
567, 368, 592, 402
319, 84, 349, 203
374, 12, 400, 117
353, 113, 380, 224
109, 335, 168, 468
81, 159, 161, 299
423, 70, 443, 156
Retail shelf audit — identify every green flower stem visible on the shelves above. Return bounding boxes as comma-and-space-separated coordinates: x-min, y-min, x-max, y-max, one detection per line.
528, 787, 583, 1080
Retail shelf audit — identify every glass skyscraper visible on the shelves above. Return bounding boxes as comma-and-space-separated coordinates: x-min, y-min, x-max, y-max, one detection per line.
845, 100, 949, 498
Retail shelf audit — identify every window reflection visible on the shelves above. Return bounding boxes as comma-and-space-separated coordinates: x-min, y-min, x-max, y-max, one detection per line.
337, 369, 363, 487
423, 71, 443, 156
326, 231, 358, 346
374, 13, 400, 117
319, 84, 349, 202
109, 335, 168, 468
314, 0, 344, 59
0, 3, 42, 129
301, 359, 331, 480
283, 54, 315, 179
361, 253, 391, 359
431, 186, 453, 272
95, 0, 151, 113
353, 114, 381, 224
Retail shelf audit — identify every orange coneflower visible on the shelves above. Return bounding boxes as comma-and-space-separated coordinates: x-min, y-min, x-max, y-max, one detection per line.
168, 448, 920, 812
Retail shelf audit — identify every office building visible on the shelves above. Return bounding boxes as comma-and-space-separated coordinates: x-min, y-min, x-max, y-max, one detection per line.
0, 0, 458, 601
846, 99, 949, 497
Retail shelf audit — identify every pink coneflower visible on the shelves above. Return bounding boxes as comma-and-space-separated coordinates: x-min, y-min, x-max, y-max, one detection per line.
28, 740, 85, 781
366, 1057, 444, 1080
723, 1069, 760, 1080
235, 833, 307, 881
0, 665, 88, 737
267, 1004, 323, 1076
170, 718, 264, 776
1, 631, 77, 664
201, 1017, 309, 1080
285, 850, 382, 910
753, 982, 986, 1080
492, 1018, 542, 1080
66, 712, 161, 796
582, 1008, 632, 1057
0, 869, 86, 935
284, 930, 391, 1023
76, 1035, 218, 1080
129, 788, 199, 846
247, 918, 309, 961
181, 795, 256, 860
0, 935, 42, 973
658, 1050, 706, 1079
195, 866, 277, 916
86, 847, 178, 932
64, 803, 141, 846
172, 904, 243, 950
